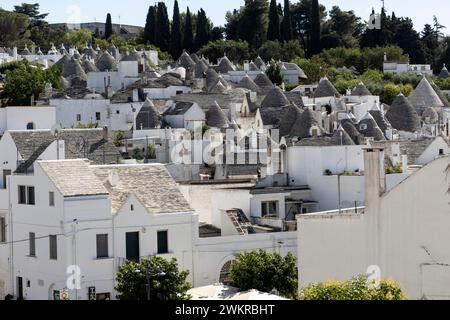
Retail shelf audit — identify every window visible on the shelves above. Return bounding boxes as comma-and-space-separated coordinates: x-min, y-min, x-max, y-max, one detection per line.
27, 187, 35, 205
49, 192, 55, 207
76, 114, 81, 122
96, 234, 109, 259
3, 170, 11, 189
130, 204, 134, 211
18, 186, 26, 204
0, 217, 6, 243
26, 122, 35, 130
261, 201, 279, 218
176, 90, 183, 95
116, 110, 120, 114
439, 149, 445, 156
95, 112, 101, 121
19, 186, 35, 205
157, 231, 169, 254
96, 293, 111, 300
359, 123, 368, 131
49, 235, 57, 260
29, 232, 36, 257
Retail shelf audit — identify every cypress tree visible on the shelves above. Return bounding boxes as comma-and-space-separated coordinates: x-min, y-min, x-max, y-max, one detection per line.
105, 13, 113, 40
267, 0, 280, 41
277, 3, 283, 16
194, 9, 210, 51
155, 2, 170, 52
281, 0, 293, 41
183, 7, 194, 52
169, 0, 182, 58
310, 0, 321, 56
144, 5, 157, 45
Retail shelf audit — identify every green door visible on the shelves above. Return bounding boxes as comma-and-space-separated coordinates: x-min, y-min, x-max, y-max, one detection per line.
126, 232, 140, 262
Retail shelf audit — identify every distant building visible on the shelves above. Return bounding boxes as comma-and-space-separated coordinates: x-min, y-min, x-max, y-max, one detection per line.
383, 53, 433, 76
50, 22, 141, 40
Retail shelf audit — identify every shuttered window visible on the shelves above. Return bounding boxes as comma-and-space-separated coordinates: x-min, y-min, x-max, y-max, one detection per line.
96, 234, 109, 258
49, 235, 57, 260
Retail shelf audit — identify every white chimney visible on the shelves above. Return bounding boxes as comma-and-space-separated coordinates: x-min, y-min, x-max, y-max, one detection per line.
132, 89, 139, 102
250, 92, 257, 103
109, 171, 119, 187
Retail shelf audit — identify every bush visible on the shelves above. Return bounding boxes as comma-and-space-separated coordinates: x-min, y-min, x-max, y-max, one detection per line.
300, 275, 407, 300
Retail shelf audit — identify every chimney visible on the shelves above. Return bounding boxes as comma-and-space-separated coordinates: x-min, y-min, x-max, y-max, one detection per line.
132, 89, 139, 102
108, 171, 119, 187
250, 92, 257, 103
383, 52, 387, 62
364, 147, 386, 206
102, 126, 109, 140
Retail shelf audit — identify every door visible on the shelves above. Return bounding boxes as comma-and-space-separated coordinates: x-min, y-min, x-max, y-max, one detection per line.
126, 232, 140, 262
17, 277, 23, 300
3, 170, 11, 189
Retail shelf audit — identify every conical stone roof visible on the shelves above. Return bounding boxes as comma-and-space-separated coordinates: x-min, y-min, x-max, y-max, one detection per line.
330, 125, 356, 146
422, 107, 439, 124
136, 98, 161, 129
408, 76, 444, 115
177, 50, 196, 69
439, 64, 450, 79
289, 108, 323, 138
206, 102, 229, 128
278, 104, 303, 137
96, 51, 118, 71
253, 72, 274, 89
238, 75, 261, 93
357, 113, 385, 141
386, 93, 421, 132
315, 76, 339, 98
261, 87, 290, 109
351, 82, 372, 96
217, 55, 235, 73
431, 82, 450, 108
369, 103, 390, 133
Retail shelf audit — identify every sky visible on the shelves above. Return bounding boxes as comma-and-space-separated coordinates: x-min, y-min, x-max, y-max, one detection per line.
0, 0, 448, 33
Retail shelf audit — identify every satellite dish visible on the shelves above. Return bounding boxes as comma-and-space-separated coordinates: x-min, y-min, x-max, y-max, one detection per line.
51, 123, 62, 138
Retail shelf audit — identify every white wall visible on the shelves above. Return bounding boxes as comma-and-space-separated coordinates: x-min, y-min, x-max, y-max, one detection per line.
0, 107, 56, 134
144, 86, 192, 100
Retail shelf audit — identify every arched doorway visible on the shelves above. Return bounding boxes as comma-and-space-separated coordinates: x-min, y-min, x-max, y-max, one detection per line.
26, 122, 35, 130
219, 260, 234, 285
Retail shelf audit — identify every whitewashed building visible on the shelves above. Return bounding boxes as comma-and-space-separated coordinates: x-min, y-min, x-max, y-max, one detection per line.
297, 148, 450, 299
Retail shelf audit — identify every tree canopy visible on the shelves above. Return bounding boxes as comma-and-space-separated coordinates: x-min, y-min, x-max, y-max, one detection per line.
115, 257, 191, 301
229, 250, 298, 299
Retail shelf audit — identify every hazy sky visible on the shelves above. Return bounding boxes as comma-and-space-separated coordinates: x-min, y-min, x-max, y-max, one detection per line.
1, 0, 448, 33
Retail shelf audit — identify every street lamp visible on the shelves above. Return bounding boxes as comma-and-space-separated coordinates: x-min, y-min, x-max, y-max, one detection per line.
135, 269, 167, 301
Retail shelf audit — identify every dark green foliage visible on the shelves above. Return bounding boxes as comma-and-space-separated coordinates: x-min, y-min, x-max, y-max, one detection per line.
105, 13, 113, 40
182, 7, 194, 52
267, 0, 280, 41
155, 2, 171, 52
281, 0, 293, 41
309, 0, 321, 56
258, 40, 304, 62
238, 0, 269, 49
230, 250, 298, 299
0, 9, 30, 47
169, 0, 183, 59
115, 257, 191, 300
144, 6, 157, 45
194, 9, 210, 52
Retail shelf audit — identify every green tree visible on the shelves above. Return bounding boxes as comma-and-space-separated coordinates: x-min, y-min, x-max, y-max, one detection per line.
105, 13, 113, 40
182, 7, 194, 52
267, 0, 280, 41
194, 9, 210, 52
309, 0, 321, 56
64, 29, 93, 48
281, 0, 293, 41
198, 40, 250, 63
13, 3, 48, 26
229, 250, 298, 299
1, 61, 62, 106
238, 0, 269, 49
115, 257, 191, 301
266, 61, 284, 85
0, 9, 30, 47
321, 6, 363, 49
155, 2, 170, 52
210, 27, 225, 42
300, 275, 407, 300
258, 40, 304, 62
393, 17, 426, 64
144, 5, 157, 45
225, 9, 242, 41
170, 0, 183, 59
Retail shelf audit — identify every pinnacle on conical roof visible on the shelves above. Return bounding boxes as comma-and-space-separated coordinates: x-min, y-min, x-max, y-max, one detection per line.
330, 125, 356, 146
238, 74, 261, 92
